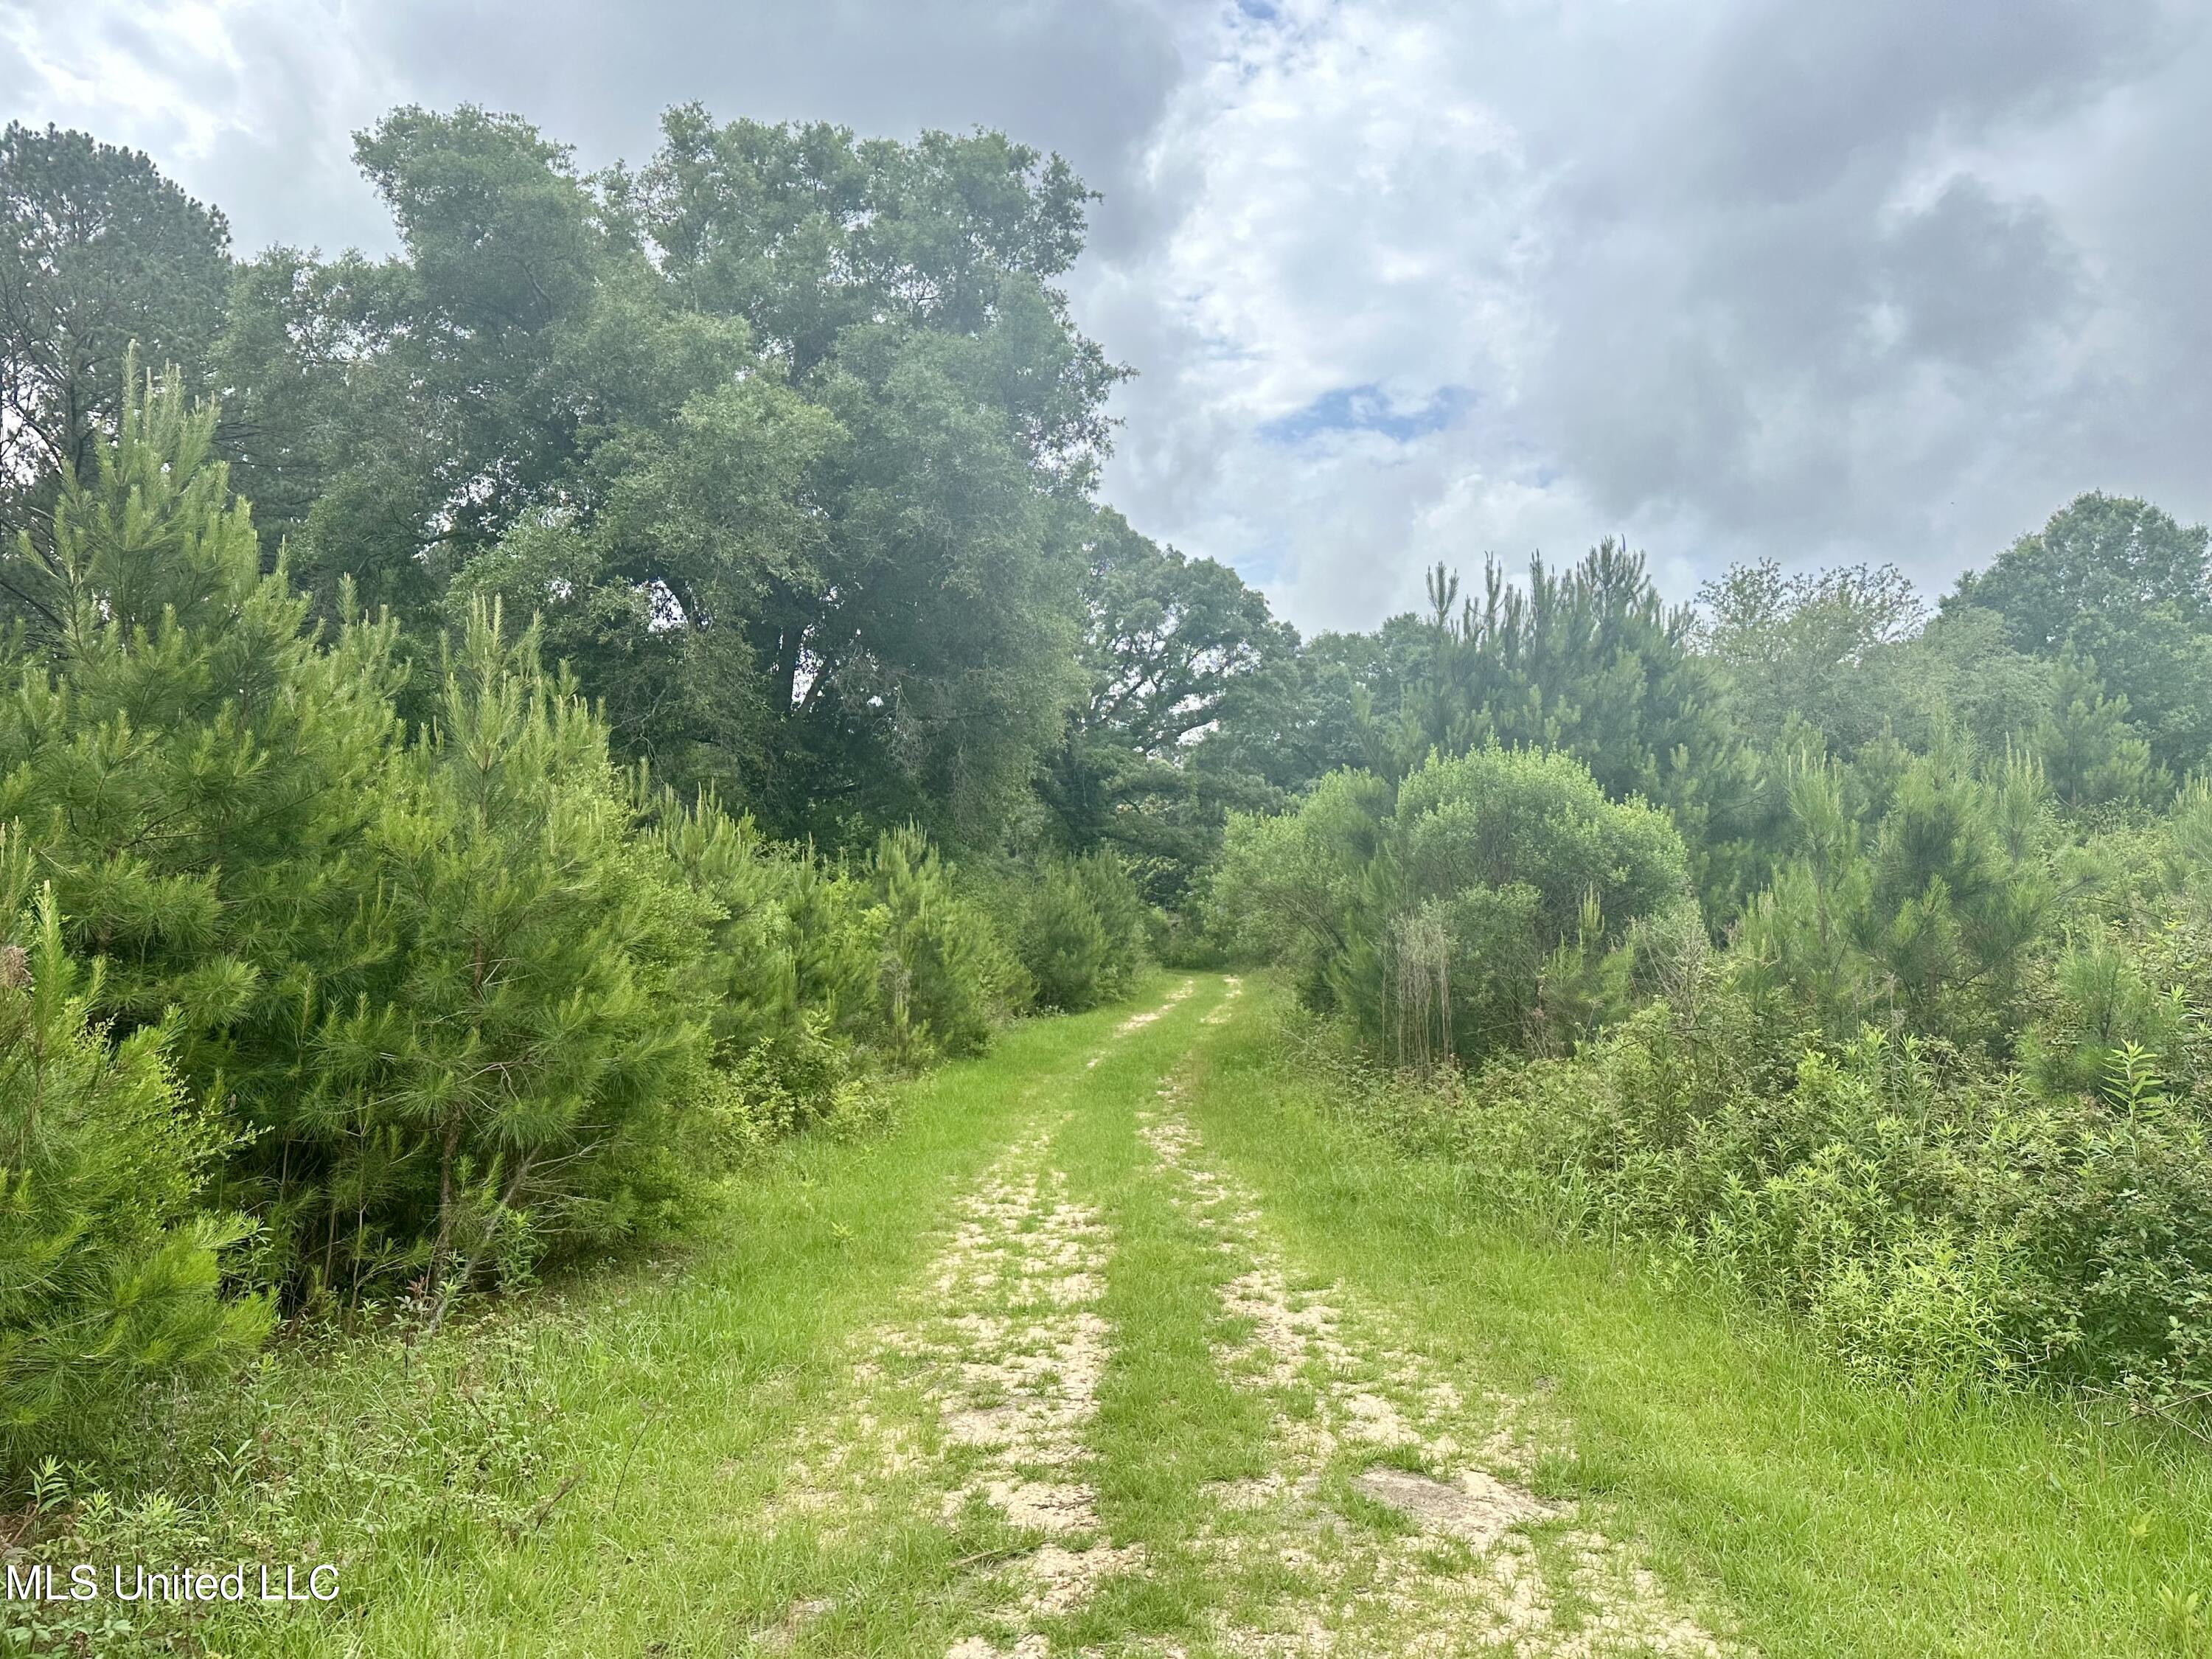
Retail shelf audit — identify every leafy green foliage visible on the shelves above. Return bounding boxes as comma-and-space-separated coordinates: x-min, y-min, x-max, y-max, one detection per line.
1372, 745, 1689, 1063
0, 125, 231, 562
996, 848, 1150, 1012
1211, 767, 1394, 1006
1347, 909, 2212, 1402
2032, 650, 2166, 810
1215, 747, 1687, 1066
218, 104, 1104, 849
1698, 560, 1925, 755
0, 366, 401, 1125
17, 88, 2212, 1481
866, 825, 1026, 1063
1733, 747, 2053, 1053
0, 366, 1029, 1340
643, 787, 877, 1066
325, 603, 713, 1301
220, 107, 745, 634
1041, 509, 1298, 906
1334, 548, 1767, 917
1214, 499, 2212, 1411
634, 107, 1107, 416
1951, 493, 2212, 776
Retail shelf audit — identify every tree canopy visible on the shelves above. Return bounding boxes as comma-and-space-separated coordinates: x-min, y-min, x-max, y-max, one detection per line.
0, 123, 230, 566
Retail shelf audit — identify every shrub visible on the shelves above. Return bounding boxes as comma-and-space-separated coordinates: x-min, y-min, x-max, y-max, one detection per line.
1332, 929, 2212, 1401
1218, 746, 1688, 1066
868, 824, 1026, 1062
644, 783, 880, 1110
1383, 745, 1688, 1062
1210, 767, 1392, 1003
0, 840, 268, 1462
1732, 747, 2053, 1053
1009, 849, 1149, 1012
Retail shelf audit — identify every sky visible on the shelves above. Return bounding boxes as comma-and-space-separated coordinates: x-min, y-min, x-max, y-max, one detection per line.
4, 0, 2208, 635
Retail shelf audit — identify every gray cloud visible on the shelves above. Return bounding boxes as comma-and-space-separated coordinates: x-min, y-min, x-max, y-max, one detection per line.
1089, 0, 2212, 629
358, 0, 1185, 256
1500, 0, 2183, 571
4, 0, 2209, 633
0, 0, 1183, 254
1882, 180, 2085, 368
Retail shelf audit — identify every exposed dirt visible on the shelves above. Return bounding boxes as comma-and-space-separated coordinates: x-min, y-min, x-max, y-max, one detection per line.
911, 1130, 1141, 1650
1200, 975, 1244, 1025
1114, 978, 1197, 1037
1141, 1081, 1739, 1657
1351, 1467, 1556, 1551
765, 982, 1738, 1657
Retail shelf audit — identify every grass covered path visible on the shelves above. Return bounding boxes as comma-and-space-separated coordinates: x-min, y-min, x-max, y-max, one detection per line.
164, 974, 2210, 1657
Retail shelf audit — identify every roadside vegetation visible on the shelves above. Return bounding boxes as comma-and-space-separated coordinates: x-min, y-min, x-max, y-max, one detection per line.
3, 97, 2212, 1655
11, 982, 2202, 1656
1189, 983, 2212, 1658
1211, 554, 2212, 1412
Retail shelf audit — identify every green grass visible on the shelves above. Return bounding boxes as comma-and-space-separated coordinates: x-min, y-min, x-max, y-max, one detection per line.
1050, 1006, 1276, 1652
62, 987, 1211, 1658
35, 970, 2212, 1657
1180, 975, 2212, 1658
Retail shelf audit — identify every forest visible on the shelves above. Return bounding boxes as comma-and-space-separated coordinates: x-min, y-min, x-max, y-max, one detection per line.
4, 103, 2212, 1655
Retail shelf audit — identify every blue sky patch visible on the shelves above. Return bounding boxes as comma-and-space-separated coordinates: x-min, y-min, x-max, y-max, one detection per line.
1261, 383, 1472, 446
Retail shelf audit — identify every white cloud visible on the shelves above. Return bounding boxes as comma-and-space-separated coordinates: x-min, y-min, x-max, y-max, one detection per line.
1081, 0, 2212, 630
7, 0, 2211, 634
1077, 0, 1568, 631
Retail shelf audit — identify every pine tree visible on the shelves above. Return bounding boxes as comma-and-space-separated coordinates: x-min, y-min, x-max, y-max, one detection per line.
2033, 651, 2165, 810
1012, 849, 1148, 1012
331, 602, 712, 1309
0, 831, 267, 1456
0, 364, 402, 1294
1385, 545, 1772, 921
867, 825, 1023, 1062
1733, 746, 2053, 1050
643, 783, 880, 1065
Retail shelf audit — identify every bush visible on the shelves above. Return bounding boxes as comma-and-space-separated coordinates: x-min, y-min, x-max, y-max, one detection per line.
1332, 924, 2212, 1401
1215, 747, 1688, 1066
1006, 849, 1149, 1012
1733, 747, 2053, 1054
1211, 768, 1392, 1001
0, 840, 268, 1461
644, 783, 880, 1114
868, 824, 1026, 1062
1379, 745, 1689, 1062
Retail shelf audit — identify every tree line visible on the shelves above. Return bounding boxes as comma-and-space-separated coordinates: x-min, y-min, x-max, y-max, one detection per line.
1217, 512, 2212, 1405
0, 109, 1185, 1464
6, 103, 2212, 1461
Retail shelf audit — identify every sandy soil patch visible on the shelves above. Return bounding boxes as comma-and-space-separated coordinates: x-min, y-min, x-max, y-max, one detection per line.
765, 1124, 1140, 1655
906, 1130, 1141, 1652
1113, 978, 1197, 1036
1141, 1084, 1739, 1657
1087, 978, 1200, 1067
1201, 975, 1244, 1024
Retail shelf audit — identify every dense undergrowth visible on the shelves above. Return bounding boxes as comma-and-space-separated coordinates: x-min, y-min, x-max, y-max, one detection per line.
1205, 533, 2212, 1412
1224, 746, 2212, 1409
1193, 979, 2212, 1659
0, 378, 1149, 1477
